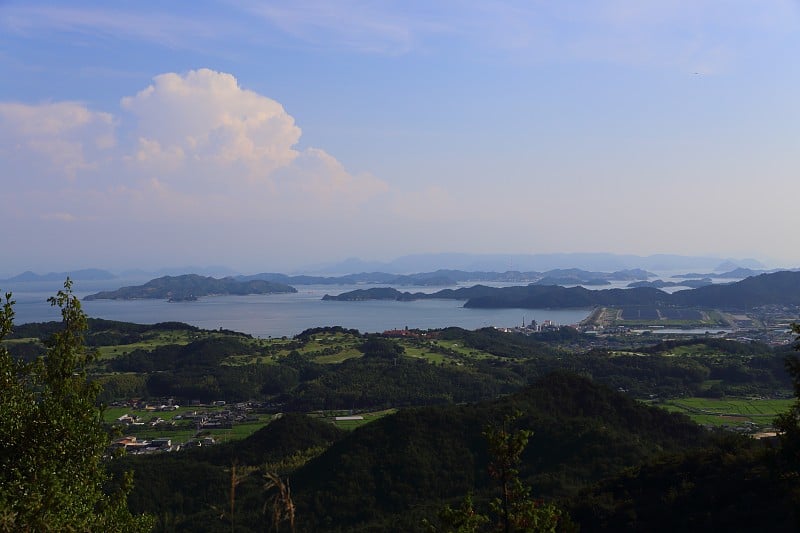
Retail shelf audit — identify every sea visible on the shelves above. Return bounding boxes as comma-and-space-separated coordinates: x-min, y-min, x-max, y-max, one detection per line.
2, 280, 591, 338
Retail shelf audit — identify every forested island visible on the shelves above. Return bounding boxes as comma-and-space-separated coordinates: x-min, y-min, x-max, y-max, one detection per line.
84, 274, 297, 301
627, 278, 713, 289
324, 270, 800, 311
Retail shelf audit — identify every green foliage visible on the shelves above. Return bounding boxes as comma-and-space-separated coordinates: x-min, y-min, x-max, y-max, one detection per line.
426, 412, 568, 533
424, 494, 489, 533
483, 413, 564, 533
288, 373, 706, 530
439, 328, 559, 359
569, 434, 797, 531
360, 335, 406, 359
284, 356, 522, 411
0, 281, 151, 531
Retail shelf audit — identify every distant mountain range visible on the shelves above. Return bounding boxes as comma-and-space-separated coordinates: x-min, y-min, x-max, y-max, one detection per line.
83, 274, 296, 301
0, 269, 118, 283
0, 266, 239, 283
308, 253, 767, 275
4, 253, 783, 283
323, 270, 800, 310
237, 268, 655, 287
672, 267, 790, 279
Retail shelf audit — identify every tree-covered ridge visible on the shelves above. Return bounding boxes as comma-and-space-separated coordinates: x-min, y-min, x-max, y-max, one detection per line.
323, 270, 800, 311
83, 274, 297, 301
5, 317, 793, 409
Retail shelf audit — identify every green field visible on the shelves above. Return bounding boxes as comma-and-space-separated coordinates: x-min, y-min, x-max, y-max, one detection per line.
429, 339, 496, 359
93, 330, 213, 359
656, 397, 793, 428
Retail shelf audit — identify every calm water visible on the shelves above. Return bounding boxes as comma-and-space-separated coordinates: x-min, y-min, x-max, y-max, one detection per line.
3, 280, 590, 338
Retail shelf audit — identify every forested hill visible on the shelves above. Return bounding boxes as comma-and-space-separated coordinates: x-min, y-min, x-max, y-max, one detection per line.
289, 372, 709, 530
83, 274, 296, 301
324, 270, 800, 310
671, 270, 800, 307
117, 373, 712, 532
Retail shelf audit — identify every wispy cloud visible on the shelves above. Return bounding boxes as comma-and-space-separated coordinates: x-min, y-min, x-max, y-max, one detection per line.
234, 0, 423, 54
4, 1, 798, 69
0, 4, 236, 50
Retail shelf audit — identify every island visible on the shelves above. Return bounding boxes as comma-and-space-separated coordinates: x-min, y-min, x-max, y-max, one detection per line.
322, 271, 800, 311
84, 274, 297, 301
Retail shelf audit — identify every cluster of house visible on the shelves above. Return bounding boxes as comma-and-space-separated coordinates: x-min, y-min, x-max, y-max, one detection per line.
110, 435, 216, 455
109, 398, 263, 455
495, 319, 562, 335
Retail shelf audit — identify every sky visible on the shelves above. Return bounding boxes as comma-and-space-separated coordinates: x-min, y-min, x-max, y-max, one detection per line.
1, 0, 799, 275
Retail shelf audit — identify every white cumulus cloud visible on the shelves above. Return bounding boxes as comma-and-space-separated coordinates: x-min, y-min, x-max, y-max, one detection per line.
0, 101, 115, 182
121, 69, 301, 179
0, 69, 394, 267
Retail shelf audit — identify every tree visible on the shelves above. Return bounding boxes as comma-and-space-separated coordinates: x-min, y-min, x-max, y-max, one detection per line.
0, 280, 152, 531
483, 413, 564, 533
360, 336, 405, 359
263, 471, 296, 533
425, 412, 569, 533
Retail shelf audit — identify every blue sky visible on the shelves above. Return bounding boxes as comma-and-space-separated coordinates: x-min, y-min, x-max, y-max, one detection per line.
1, 0, 799, 274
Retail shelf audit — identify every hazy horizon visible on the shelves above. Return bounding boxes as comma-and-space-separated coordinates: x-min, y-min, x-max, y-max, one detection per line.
3, 2, 799, 274
0, 250, 792, 281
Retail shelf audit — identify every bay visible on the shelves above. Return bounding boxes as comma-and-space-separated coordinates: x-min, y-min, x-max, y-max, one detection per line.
4, 280, 590, 338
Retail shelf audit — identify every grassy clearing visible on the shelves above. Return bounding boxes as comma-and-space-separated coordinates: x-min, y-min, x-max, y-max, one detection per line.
222, 354, 279, 366
655, 397, 793, 428
111, 421, 269, 444
2, 337, 42, 345
93, 330, 205, 359
431, 339, 495, 359
608, 350, 647, 357
402, 345, 448, 364
312, 349, 362, 364
657, 345, 730, 357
